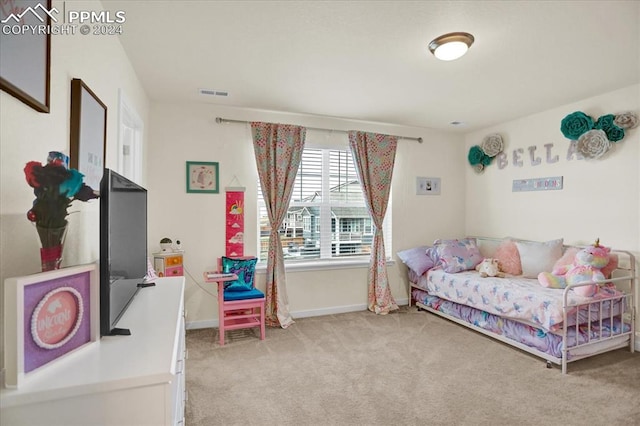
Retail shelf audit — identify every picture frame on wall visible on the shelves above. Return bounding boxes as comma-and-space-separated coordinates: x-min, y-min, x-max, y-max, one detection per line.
3, 264, 99, 388
70, 78, 107, 190
0, 0, 52, 113
186, 161, 219, 194
416, 176, 441, 195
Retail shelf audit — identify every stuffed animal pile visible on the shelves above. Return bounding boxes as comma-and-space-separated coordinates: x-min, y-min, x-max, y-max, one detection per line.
538, 239, 610, 297
476, 258, 505, 278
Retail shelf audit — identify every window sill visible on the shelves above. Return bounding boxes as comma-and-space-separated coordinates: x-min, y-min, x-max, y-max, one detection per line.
255, 258, 396, 273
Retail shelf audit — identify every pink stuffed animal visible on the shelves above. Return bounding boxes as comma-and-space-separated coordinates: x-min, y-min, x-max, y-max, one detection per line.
538, 239, 611, 297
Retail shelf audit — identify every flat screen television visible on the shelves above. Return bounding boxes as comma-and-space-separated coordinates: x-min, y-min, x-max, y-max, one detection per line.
99, 169, 150, 336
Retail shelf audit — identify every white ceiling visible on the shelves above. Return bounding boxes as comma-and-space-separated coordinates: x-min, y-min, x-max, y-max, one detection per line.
103, 0, 640, 132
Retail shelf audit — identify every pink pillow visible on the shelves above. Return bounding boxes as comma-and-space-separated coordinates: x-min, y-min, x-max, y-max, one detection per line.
552, 247, 579, 273
494, 239, 522, 275
602, 254, 619, 278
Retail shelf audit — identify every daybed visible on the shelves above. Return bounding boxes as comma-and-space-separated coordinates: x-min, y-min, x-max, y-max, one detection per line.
399, 237, 636, 374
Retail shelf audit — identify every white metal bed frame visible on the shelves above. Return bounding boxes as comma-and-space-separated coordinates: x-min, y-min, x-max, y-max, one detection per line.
409, 242, 636, 374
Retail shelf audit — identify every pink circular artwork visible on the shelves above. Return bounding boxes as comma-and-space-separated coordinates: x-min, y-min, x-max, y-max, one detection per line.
31, 287, 83, 349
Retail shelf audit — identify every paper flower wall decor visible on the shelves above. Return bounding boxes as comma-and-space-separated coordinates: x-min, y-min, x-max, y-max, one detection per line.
576, 129, 610, 160
468, 133, 504, 173
560, 110, 638, 159
481, 134, 504, 157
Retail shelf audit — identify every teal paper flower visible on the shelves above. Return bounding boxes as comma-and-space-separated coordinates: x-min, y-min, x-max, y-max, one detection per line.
59, 168, 84, 197
468, 145, 484, 166
604, 125, 625, 142
594, 114, 625, 142
560, 111, 593, 140
594, 114, 615, 130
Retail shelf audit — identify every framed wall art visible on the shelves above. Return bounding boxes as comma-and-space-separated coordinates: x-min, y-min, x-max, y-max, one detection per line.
3, 264, 99, 388
70, 78, 107, 190
0, 0, 52, 113
416, 177, 441, 195
186, 161, 219, 193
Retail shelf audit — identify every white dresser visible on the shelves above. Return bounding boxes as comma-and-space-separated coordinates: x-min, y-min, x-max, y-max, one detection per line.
1, 277, 186, 426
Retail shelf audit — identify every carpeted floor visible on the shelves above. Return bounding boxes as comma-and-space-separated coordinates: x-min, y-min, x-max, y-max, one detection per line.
185, 306, 640, 425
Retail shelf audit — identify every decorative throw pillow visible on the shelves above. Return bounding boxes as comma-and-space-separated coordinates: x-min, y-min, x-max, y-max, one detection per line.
601, 254, 619, 279
551, 247, 580, 274
221, 257, 257, 292
426, 247, 440, 265
494, 239, 522, 275
397, 246, 435, 276
515, 239, 563, 278
476, 238, 502, 259
435, 238, 483, 273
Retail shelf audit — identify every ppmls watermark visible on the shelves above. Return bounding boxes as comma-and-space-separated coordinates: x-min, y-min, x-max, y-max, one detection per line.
1, 2, 126, 36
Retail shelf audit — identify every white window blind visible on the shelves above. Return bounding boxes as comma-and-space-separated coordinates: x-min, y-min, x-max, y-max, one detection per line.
258, 146, 392, 263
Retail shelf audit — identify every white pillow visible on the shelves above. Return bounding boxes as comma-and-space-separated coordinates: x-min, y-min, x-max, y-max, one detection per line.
515, 238, 564, 278
476, 238, 502, 259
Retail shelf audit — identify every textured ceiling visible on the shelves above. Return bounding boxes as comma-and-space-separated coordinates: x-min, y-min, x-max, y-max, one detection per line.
103, 0, 640, 132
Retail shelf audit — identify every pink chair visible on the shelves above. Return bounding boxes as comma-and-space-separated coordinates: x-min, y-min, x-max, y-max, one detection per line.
215, 257, 265, 346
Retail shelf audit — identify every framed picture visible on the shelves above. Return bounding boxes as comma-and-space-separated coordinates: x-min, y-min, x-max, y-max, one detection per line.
70, 78, 107, 190
0, 0, 52, 113
3, 264, 99, 388
187, 161, 219, 193
116, 89, 144, 184
416, 177, 441, 195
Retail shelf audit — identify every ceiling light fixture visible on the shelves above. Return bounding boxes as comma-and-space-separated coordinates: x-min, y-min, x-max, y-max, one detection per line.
428, 32, 474, 61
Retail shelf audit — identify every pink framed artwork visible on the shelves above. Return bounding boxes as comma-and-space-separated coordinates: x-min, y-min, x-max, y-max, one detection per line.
3, 264, 99, 388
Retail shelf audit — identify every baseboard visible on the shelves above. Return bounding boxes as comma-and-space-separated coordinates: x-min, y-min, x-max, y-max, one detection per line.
186, 298, 409, 330
186, 319, 217, 330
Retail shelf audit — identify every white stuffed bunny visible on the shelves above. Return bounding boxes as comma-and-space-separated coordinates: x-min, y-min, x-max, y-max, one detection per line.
476, 258, 505, 278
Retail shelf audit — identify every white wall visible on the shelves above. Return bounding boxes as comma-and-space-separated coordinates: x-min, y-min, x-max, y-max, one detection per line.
0, 0, 148, 373
464, 84, 640, 337
148, 103, 466, 327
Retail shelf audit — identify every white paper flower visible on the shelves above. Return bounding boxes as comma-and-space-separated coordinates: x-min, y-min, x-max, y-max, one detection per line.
473, 163, 484, 173
481, 134, 504, 157
613, 111, 638, 129
577, 129, 611, 159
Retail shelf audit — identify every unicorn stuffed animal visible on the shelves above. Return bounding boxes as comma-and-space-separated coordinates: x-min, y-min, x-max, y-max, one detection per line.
476, 258, 504, 278
538, 239, 610, 297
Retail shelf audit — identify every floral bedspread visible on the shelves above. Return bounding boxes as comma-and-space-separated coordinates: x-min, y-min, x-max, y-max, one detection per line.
417, 268, 626, 332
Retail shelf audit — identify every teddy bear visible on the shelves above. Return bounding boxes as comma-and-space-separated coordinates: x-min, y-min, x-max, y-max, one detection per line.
475, 258, 505, 278
538, 239, 610, 297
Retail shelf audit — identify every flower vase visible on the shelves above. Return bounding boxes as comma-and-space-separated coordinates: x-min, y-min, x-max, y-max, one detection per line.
36, 224, 68, 271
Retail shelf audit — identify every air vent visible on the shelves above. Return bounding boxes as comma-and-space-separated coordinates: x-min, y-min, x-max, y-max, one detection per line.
198, 88, 229, 97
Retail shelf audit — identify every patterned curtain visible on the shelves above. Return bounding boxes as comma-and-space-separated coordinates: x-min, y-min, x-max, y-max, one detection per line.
348, 131, 398, 314
251, 122, 306, 328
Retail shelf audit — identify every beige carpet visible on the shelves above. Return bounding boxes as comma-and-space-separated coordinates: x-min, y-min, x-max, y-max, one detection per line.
185, 306, 640, 425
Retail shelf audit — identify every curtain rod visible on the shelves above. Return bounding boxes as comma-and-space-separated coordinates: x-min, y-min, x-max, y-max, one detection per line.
215, 117, 423, 143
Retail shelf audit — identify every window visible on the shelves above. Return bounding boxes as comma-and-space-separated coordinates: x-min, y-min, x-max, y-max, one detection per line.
258, 146, 391, 263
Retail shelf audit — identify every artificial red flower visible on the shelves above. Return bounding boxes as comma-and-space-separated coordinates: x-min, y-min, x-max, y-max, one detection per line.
24, 153, 99, 229
24, 161, 43, 188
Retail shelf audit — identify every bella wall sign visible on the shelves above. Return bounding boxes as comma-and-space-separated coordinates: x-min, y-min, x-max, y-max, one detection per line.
495, 141, 585, 169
